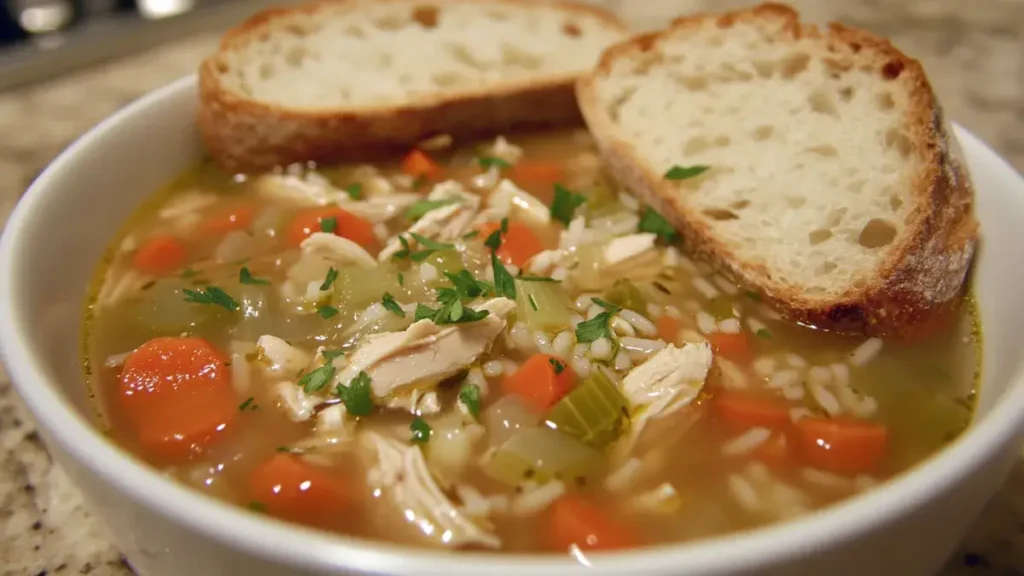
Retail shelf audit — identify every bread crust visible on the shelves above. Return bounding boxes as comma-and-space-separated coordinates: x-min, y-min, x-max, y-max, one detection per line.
576, 3, 978, 339
198, 0, 629, 172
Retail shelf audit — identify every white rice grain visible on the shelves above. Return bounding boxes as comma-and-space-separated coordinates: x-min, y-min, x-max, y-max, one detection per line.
613, 350, 632, 371
455, 485, 492, 518
692, 277, 720, 299
509, 322, 534, 352
789, 407, 814, 423
618, 309, 657, 337
501, 359, 519, 377
808, 366, 833, 386
718, 318, 742, 334
746, 317, 768, 335
605, 457, 642, 493
510, 480, 566, 515
768, 369, 800, 389
483, 360, 505, 378
550, 267, 568, 282
661, 245, 680, 267
610, 316, 637, 338
849, 338, 883, 367
464, 367, 489, 398
552, 331, 574, 359
696, 311, 717, 334
722, 427, 772, 456
574, 295, 594, 312
646, 303, 663, 318
782, 385, 805, 401
569, 313, 584, 329
728, 474, 761, 512
801, 468, 854, 490
419, 262, 439, 283
834, 385, 879, 418
533, 331, 553, 355
103, 351, 132, 368
713, 275, 740, 296
716, 358, 749, 389
753, 356, 778, 378
590, 337, 613, 361
619, 337, 666, 359
786, 353, 808, 368
664, 305, 683, 319
809, 381, 842, 416
572, 342, 590, 358
829, 363, 851, 386
571, 357, 592, 379
680, 329, 705, 344
586, 303, 603, 320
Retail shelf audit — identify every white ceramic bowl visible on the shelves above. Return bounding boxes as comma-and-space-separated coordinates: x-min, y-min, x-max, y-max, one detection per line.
2, 76, 1024, 576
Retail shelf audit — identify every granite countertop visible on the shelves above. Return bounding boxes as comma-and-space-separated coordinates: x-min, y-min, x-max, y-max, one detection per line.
1, 1, 1022, 575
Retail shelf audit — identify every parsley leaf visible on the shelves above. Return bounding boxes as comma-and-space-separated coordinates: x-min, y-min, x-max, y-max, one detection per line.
575, 312, 614, 343
458, 384, 481, 418
444, 269, 489, 300
528, 294, 538, 311
548, 357, 565, 375
322, 349, 345, 361
415, 302, 490, 325
239, 267, 270, 285
492, 253, 516, 300
183, 286, 239, 312
344, 183, 363, 200
664, 165, 710, 181
517, 274, 559, 283
180, 267, 200, 279
299, 363, 336, 393
756, 328, 773, 340
591, 297, 621, 313
405, 197, 461, 221
397, 272, 405, 287
238, 396, 257, 411
483, 229, 502, 251
319, 267, 339, 291
394, 233, 456, 262
478, 156, 511, 169
320, 216, 338, 234
393, 235, 413, 260
317, 305, 339, 319
500, 217, 509, 234
381, 292, 405, 317
462, 230, 480, 240
410, 416, 432, 444
638, 206, 679, 243
337, 371, 374, 416
410, 233, 454, 252
550, 183, 587, 226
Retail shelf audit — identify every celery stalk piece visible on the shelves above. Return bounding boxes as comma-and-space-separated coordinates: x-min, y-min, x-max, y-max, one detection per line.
515, 278, 574, 331
602, 279, 648, 315
545, 369, 629, 449
332, 263, 403, 311
483, 426, 603, 487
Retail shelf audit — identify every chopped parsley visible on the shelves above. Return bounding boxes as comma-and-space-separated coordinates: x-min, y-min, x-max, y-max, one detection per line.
528, 294, 538, 311
182, 286, 239, 312
444, 269, 490, 300
337, 370, 374, 416
238, 396, 257, 411
491, 253, 517, 300
458, 383, 481, 418
320, 216, 338, 234
591, 297, 621, 312
180, 267, 200, 279
405, 197, 461, 220
500, 217, 509, 234
548, 357, 565, 375
397, 272, 405, 287
575, 312, 614, 343
239, 267, 270, 285
414, 302, 489, 325
756, 328, 773, 340
344, 182, 363, 200
321, 349, 345, 361
550, 183, 587, 226
638, 206, 679, 243
483, 228, 503, 251
381, 292, 405, 317
517, 274, 559, 283
462, 230, 480, 240
478, 156, 511, 169
410, 416, 432, 444
664, 165, 710, 180
320, 267, 339, 291
393, 233, 455, 262
299, 363, 336, 393
275, 446, 297, 453
317, 305, 340, 319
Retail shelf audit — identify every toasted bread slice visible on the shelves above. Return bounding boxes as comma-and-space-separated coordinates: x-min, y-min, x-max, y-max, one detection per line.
576, 3, 978, 338
198, 0, 628, 171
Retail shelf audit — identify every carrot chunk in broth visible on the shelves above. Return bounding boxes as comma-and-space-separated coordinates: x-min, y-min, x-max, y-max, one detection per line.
286, 207, 376, 248
118, 337, 236, 461
794, 417, 889, 475
503, 353, 576, 412
248, 454, 354, 527
510, 161, 564, 187
401, 149, 443, 181
131, 234, 187, 276
655, 315, 682, 344
548, 495, 637, 552
199, 203, 255, 236
713, 390, 792, 433
478, 220, 545, 267
708, 332, 753, 364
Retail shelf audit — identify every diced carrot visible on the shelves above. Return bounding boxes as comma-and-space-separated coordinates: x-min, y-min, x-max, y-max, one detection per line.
794, 417, 889, 475
752, 431, 792, 470
118, 337, 236, 461
713, 390, 792, 433
548, 495, 637, 552
510, 161, 565, 187
401, 149, 443, 181
709, 332, 753, 364
655, 315, 682, 344
248, 453, 354, 527
131, 234, 187, 276
285, 207, 376, 248
503, 353, 576, 412
199, 203, 255, 236
477, 220, 545, 267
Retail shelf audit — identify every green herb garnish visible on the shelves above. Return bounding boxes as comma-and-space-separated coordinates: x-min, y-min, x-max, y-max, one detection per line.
591, 297, 621, 312
638, 206, 679, 243
322, 349, 345, 361
458, 384, 481, 418
397, 272, 405, 287
320, 267, 338, 291
484, 229, 503, 251
548, 357, 565, 375
239, 267, 270, 286
756, 328, 773, 340
492, 253, 517, 300
344, 183, 363, 200
381, 292, 405, 317
410, 416, 432, 444
394, 233, 456, 262
550, 183, 587, 226
275, 446, 297, 453
299, 363, 336, 393
317, 305, 340, 319
238, 396, 257, 411
180, 267, 200, 279
320, 216, 338, 234
529, 294, 538, 311
500, 217, 509, 234
664, 165, 710, 180
517, 274, 559, 283
183, 286, 239, 312
405, 197, 461, 221
414, 302, 490, 325
444, 269, 490, 300
337, 371, 374, 416
575, 312, 614, 343
478, 156, 511, 169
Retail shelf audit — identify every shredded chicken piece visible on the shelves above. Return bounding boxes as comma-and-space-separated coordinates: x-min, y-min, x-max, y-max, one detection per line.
474, 179, 550, 227
335, 298, 516, 399
340, 193, 423, 223
378, 181, 480, 261
483, 136, 523, 164
256, 335, 311, 377
612, 343, 713, 461
96, 267, 152, 308
385, 389, 442, 415
361, 432, 500, 549
604, 233, 657, 267
622, 483, 683, 515
253, 173, 340, 207
282, 232, 376, 303
524, 248, 567, 276
312, 403, 357, 447
273, 381, 321, 422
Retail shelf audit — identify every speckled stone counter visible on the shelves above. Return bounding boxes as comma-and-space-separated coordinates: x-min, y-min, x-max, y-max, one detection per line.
1, 1, 1022, 575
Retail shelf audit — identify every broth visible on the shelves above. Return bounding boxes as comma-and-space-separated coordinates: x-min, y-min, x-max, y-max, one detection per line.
83, 129, 979, 554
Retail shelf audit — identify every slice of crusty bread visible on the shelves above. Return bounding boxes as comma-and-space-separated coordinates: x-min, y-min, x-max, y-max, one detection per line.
576, 3, 978, 338
198, 0, 628, 171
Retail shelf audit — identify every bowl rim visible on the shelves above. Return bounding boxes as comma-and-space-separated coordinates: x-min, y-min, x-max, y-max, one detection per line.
2, 74, 1024, 575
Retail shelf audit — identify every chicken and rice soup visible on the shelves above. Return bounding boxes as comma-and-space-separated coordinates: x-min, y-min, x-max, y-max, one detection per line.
84, 130, 979, 554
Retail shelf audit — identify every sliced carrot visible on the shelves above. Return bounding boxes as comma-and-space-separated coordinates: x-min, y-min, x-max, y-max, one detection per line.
118, 337, 235, 461
510, 161, 565, 187
548, 495, 637, 552
503, 353, 576, 412
199, 203, 255, 236
655, 315, 682, 344
752, 431, 793, 470
285, 207, 376, 248
248, 453, 354, 527
477, 220, 545, 268
401, 149, 443, 181
131, 234, 187, 276
713, 390, 792, 433
794, 417, 889, 475
709, 332, 753, 364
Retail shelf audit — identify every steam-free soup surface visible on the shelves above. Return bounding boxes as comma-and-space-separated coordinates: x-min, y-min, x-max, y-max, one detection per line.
84, 129, 978, 554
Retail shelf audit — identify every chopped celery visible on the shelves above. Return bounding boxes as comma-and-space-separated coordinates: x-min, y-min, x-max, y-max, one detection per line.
603, 279, 648, 315
332, 263, 403, 311
545, 369, 629, 449
483, 426, 603, 487
483, 395, 541, 448
425, 411, 483, 488
128, 280, 229, 336
424, 249, 464, 277
515, 278, 574, 331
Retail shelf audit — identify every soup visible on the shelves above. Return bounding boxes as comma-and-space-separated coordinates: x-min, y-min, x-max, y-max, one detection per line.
83, 129, 979, 554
